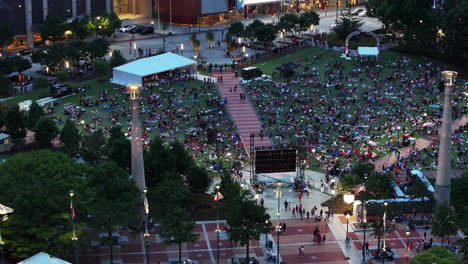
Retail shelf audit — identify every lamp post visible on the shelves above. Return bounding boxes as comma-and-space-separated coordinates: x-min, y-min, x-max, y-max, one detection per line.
0, 204, 13, 264
311, 148, 316, 168
362, 174, 368, 263
265, 220, 269, 247
69, 190, 79, 264
143, 187, 150, 264
405, 226, 410, 263
435, 71, 457, 205
133, 42, 137, 58
150, 21, 154, 38
331, 190, 335, 216
343, 194, 355, 242
395, 126, 401, 148
335, 0, 339, 21
181, 43, 184, 56
215, 185, 221, 264
382, 202, 388, 253
276, 182, 282, 264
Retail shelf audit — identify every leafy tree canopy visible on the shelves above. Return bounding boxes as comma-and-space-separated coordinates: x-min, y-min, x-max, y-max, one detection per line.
410, 246, 461, 264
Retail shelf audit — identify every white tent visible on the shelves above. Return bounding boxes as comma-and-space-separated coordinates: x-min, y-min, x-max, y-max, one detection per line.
17, 252, 71, 264
112, 52, 197, 86
357, 47, 379, 57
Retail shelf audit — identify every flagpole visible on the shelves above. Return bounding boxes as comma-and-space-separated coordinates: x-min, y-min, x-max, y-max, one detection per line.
69, 190, 79, 264
215, 185, 220, 264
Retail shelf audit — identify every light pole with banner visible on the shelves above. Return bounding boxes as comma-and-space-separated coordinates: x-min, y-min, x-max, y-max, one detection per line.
0, 204, 13, 264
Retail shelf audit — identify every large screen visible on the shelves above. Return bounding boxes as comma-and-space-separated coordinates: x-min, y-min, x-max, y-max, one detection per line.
255, 149, 297, 173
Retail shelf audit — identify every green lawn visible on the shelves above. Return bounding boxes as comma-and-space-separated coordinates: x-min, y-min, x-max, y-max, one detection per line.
248, 46, 466, 171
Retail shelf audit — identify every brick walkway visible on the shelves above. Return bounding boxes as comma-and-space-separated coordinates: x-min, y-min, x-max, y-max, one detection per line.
212, 70, 272, 154
374, 114, 468, 173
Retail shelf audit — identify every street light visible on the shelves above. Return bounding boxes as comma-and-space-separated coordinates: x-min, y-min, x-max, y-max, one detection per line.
215, 185, 221, 264
276, 182, 282, 264
395, 126, 401, 148
331, 190, 335, 216
133, 42, 137, 58
362, 174, 368, 263
265, 220, 269, 247
150, 21, 154, 37
181, 43, 184, 56
311, 148, 316, 168
345, 213, 350, 239
335, 0, 339, 21
405, 226, 410, 263
69, 190, 79, 264
0, 204, 13, 264
143, 187, 150, 264
382, 202, 388, 252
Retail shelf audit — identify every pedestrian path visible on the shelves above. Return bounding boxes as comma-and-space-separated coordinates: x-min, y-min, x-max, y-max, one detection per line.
374, 114, 468, 172
212, 70, 272, 155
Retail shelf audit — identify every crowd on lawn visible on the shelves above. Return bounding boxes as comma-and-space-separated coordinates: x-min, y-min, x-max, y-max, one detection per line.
53, 71, 246, 168
244, 55, 467, 179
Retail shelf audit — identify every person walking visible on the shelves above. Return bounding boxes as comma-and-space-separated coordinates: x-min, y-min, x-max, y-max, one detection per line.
299, 246, 304, 257
282, 223, 287, 234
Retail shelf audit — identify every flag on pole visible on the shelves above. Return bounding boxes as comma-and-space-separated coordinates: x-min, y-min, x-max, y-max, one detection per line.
214, 191, 224, 202
70, 200, 76, 219
353, 184, 366, 194
404, 246, 410, 257
144, 196, 149, 214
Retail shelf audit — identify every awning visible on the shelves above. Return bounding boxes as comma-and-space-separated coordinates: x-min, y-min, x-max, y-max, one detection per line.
17, 252, 71, 264
357, 47, 379, 56
237, 0, 291, 9
112, 52, 197, 86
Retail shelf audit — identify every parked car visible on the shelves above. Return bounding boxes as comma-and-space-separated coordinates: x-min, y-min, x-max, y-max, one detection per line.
129, 25, 145, 33
140, 26, 154, 35
120, 25, 136, 32
357, 10, 367, 17
351, 8, 365, 16
19, 48, 35, 56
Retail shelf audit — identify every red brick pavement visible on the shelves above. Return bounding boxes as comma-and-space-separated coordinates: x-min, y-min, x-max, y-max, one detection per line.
211, 70, 272, 155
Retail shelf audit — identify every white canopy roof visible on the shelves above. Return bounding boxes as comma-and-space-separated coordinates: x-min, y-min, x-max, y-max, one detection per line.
112, 52, 197, 86
17, 252, 71, 264
357, 47, 379, 56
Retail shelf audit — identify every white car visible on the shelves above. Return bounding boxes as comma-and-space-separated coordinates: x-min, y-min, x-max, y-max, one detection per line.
119, 25, 136, 32
358, 10, 367, 17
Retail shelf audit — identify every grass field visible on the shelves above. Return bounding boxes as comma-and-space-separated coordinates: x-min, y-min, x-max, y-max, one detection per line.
249, 46, 467, 171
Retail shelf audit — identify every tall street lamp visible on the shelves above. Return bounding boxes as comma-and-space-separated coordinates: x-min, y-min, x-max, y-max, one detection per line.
151, 21, 154, 38
143, 187, 150, 264
265, 220, 269, 247
214, 185, 223, 264
0, 204, 13, 264
395, 126, 401, 148
345, 213, 350, 239
311, 148, 316, 168
331, 190, 335, 216
69, 190, 79, 264
181, 43, 184, 56
405, 226, 410, 263
343, 194, 354, 243
335, 0, 339, 21
276, 182, 282, 264
362, 174, 368, 263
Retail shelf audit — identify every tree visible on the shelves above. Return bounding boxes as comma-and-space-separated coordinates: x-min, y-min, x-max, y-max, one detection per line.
189, 33, 201, 52
278, 13, 299, 35
333, 13, 364, 40
225, 196, 270, 261
26, 101, 45, 129
150, 174, 191, 214
0, 56, 32, 76
40, 16, 66, 42
0, 74, 14, 98
0, 150, 88, 259
145, 137, 171, 187
65, 40, 88, 70
95, 12, 121, 37
106, 126, 131, 170
86, 161, 140, 260
5, 105, 26, 140
32, 77, 50, 91
42, 43, 68, 69
244, 20, 265, 42
442, 1, 468, 58
299, 11, 320, 35
86, 38, 110, 60
159, 207, 199, 263
410, 246, 461, 264
0, 23, 14, 50
186, 166, 211, 193
206, 31, 214, 43
93, 59, 110, 77
455, 237, 468, 263
68, 16, 95, 40
228, 21, 245, 39
60, 119, 81, 157
82, 129, 106, 162
34, 117, 58, 147
432, 204, 458, 245
256, 24, 278, 45
56, 69, 70, 82
31, 50, 47, 66
109, 50, 127, 68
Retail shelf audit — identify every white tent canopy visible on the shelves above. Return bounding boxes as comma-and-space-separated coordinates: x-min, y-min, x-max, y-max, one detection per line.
17, 252, 71, 264
112, 52, 197, 86
357, 47, 379, 57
